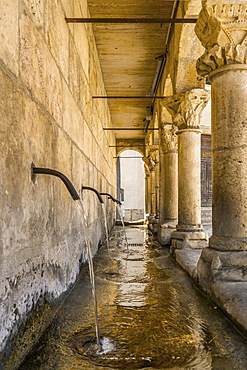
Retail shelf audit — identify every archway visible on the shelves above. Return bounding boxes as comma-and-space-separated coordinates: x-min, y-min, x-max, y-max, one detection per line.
117, 150, 145, 222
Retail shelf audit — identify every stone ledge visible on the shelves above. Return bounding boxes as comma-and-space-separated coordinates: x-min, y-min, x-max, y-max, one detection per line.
174, 249, 202, 280
172, 248, 247, 337
212, 281, 247, 335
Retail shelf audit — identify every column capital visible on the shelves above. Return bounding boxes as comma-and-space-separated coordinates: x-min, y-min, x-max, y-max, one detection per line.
160, 89, 210, 129
195, 1, 247, 76
160, 124, 178, 152
143, 149, 159, 172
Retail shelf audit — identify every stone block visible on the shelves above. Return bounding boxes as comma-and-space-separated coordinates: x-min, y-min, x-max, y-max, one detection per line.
0, 1, 19, 75
174, 249, 202, 281
198, 248, 247, 285
62, 80, 84, 150
44, 0, 69, 81
23, 0, 44, 30
171, 230, 208, 252
158, 224, 176, 246
74, 1, 89, 78
19, 12, 62, 125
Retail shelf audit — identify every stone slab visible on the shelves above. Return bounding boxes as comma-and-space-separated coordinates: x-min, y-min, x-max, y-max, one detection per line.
212, 281, 247, 335
174, 249, 202, 280
173, 249, 247, 335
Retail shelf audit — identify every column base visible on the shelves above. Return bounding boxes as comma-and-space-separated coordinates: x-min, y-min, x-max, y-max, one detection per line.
171, 230, 208, 254
148, 215, 159, 235
158, 221, 177, 246
198, 248, 247, 293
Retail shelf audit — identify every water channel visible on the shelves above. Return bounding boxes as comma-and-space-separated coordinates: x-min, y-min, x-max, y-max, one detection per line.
19, 226, 247, 369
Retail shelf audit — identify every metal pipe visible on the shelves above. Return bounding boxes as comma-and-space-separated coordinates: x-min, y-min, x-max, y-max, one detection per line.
65, 17, 197, 24
100, 192, 122, 205
81, 185, 104, 204
32, 165, 80, 201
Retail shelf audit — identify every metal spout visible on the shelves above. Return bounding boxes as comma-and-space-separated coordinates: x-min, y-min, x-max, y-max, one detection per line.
100, 192, 122, 205
81, 185, 104, 204
32, 165, 80, 201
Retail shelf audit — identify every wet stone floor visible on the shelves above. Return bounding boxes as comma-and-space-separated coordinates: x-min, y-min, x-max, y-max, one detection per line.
19, 226, 247, 370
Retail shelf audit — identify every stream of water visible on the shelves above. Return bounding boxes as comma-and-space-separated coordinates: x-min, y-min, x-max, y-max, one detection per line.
117, 203, 129, 251
19, 226, 247, 370
77, 200, 100, 346
101, 203, 110, 257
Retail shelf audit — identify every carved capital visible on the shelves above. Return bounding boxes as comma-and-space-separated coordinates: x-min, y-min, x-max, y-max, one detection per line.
195, 1, 247, 76
160, 124, 178, 152
144, 149, 159, 171
160, 89, 210, 129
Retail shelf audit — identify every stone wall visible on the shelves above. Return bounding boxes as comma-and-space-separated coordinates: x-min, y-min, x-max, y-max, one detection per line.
0, 0, 116, 364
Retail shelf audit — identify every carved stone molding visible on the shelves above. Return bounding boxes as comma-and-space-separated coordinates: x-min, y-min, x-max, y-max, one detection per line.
160, 124, 178, 152
143, 149, 159, 172
160, 89, 210, 129
195, 1, 247, 76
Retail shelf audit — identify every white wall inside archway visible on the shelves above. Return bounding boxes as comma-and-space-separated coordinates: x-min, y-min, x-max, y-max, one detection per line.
119, 150, 145, 222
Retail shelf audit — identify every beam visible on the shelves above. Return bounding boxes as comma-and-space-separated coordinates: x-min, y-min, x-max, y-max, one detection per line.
93, 96, 164, 99
103, 128, 159, 130
113, 156, 144, 158
65, 17, 197, 24
109, 145, 146, 147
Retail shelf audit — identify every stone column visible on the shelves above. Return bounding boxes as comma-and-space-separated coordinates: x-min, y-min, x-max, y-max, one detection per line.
162, 88, 210, 251
158, 123, 178, 245
144, 151, 159, 233
155, 162, 160, 217
195, 0, 247, 292
145, 173, 150, 217
150, 169, 156, 215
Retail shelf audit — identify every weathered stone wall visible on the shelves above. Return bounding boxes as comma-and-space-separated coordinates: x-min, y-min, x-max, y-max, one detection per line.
0, 0, 116, 362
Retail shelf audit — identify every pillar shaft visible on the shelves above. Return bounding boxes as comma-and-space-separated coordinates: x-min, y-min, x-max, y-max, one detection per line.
145, 175, 150, 215
151, 170, 156, 215
177, 129, 202, 231
209, 66, 247, 250
160, 151, 178, 223
159, 124, 178, 224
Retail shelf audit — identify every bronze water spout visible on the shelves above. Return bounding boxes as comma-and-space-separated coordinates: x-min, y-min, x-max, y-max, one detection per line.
32, 165, 80, 201
81, 185, 104, 204
100, 192, 122, 205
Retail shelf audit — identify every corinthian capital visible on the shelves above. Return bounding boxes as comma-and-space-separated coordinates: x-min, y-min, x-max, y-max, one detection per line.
160, 124, 178, 152
195, 1, 247, 76
143, 149, 158, 172
160, 89, 210, 129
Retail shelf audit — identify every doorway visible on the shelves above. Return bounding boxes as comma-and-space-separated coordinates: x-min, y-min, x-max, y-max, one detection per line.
117, 150, 145, 222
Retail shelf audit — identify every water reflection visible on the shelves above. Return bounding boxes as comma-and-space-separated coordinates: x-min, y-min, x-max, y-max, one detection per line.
19, 226, 247, 370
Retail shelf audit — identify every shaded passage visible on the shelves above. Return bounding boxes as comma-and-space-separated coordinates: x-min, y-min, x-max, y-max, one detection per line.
19, 227, 247, 369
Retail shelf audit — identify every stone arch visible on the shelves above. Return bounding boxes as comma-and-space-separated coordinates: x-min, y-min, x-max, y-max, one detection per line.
115, 139, 145, 157
174, 0, 205, 92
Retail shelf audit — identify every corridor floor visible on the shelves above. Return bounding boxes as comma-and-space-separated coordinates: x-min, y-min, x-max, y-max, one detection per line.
19, 226, 247, 369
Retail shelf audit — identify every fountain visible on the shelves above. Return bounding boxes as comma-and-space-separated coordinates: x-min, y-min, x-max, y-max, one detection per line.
81, 186, 110, 257
100, 193, 129, 250
32, 165, 80, 201
99, 192, 121, 206
32, 165, 101, 346
116, 203, 129, 251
